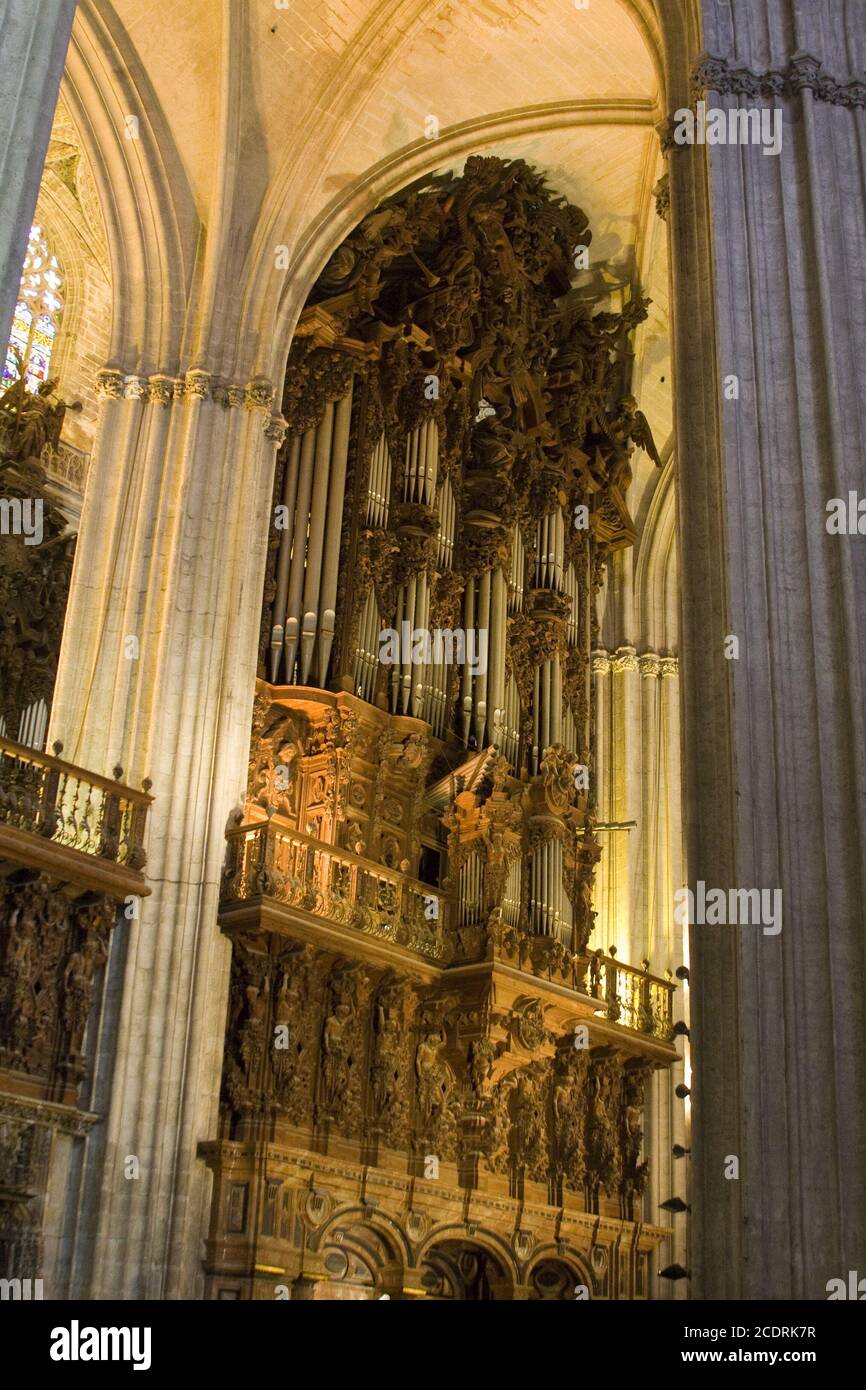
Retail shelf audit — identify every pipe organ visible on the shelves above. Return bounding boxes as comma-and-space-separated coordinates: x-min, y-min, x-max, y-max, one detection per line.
257, 157, 648, 954
207, 159, 674, 1300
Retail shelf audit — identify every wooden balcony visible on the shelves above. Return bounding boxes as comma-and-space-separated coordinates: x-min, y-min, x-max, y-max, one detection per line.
0, 737, 151, 1111
0, 735, 150, 899
219, 814, 676, 1058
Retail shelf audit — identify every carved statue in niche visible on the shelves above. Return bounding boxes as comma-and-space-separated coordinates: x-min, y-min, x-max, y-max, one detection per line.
321, 1003, 352, 1112
0, 894, 37, 1058
370, 973, 414, 1144
271, 945, 315, 1120
621, 1063, 652, 1211
415, 1029, 450, 1125
468, 1036, 496, 1097
62, 922, 108, 1060
248, 707, 304, 818
510, 1065, 549, 1179
585, 1055, 623, 1206
240, 980, 269, 1091
318, 960, 366, 1131
414, 1017, 459, 1157
553, 1049, 590, 1191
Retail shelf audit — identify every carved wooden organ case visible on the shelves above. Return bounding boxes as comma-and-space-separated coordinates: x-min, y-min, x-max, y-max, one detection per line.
205, 159, 675, 1299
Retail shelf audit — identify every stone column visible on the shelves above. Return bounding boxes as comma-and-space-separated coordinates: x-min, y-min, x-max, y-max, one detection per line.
590, 648, 611, 946
48, 369, 286, 1299
0, 0, 77, 346
672, 0, 866, 1299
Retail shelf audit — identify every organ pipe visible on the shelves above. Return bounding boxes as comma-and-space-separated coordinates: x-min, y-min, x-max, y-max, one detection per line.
283, 425, 316, 682
489, 568, 507, 746
300, 401, 335, 684
474, 568, 490, 747
272, 381, 355, 687
269, 434, 301, 681
317, 389, 353, 684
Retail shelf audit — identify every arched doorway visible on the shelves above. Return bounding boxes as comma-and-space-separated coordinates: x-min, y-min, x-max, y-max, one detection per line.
420, 1240, 511, 1301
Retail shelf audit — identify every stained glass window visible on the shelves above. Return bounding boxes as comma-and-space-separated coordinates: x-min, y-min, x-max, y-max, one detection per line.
3, 224, 64, 392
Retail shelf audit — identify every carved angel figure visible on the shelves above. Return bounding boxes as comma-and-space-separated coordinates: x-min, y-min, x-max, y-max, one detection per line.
604, 394, 662, 490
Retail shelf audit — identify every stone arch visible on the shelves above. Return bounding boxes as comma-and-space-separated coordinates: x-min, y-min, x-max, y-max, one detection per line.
236, 0, 670, 388
634, 447, 678, 654
524, 1244, 597, 1300
60, 0, 196, 374
25, 99, 113, 455
310, 1206, 409, 1298
415, 1224, 518, 1299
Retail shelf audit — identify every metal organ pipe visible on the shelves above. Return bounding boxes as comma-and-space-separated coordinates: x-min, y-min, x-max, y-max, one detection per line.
503, 857, 521, 926
269, 433, 301, 681
300, 400, 335, 684
474, 568, 490, 747
318, 388, 353, 685
283, 425, 316, 681
423, 419, 439, 503
390, 585, 403, 713
509, 523, 525, 613
462, 578, 475, 745
551, 657, 562, 745
353, 588, 378, 701
413, 569, 430, 720
437, 478, 455, 570
401, 573, 416, 713
504, 675, 520, 767
366, 431, 391, 528
489, 568, 507, 747
532, 666, 541, 773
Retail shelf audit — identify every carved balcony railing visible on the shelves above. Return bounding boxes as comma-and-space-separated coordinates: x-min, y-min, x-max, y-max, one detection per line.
585, 949, 675, 1043
220, 820, 675, 1041
221, 819, 448, 961
0, 736, 150, 873
487, 921, 675, 1044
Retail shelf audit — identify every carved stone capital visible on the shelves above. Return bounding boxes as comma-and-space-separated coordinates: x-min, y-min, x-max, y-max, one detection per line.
637, 652, 662, 679
245, 377, 275, 413
122, 374, 147, 400
95, 368, 125, 399
653, 173, 670, 223
690, 50, 866, 110
610, 645, 638, 674
145, 374, 174, 407
184, 369, 211, 400
265, 414, 289, 446
212, 381, 247, 410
